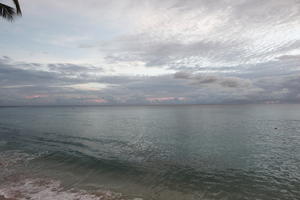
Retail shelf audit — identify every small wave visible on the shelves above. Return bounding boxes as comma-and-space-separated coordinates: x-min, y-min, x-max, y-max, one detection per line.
0, 140, 7, 147
31, 136, 89, 148
0, 178, 133, 200
41, 132, 130, 148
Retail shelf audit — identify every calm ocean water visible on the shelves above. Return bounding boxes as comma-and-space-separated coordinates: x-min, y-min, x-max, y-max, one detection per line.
0, 105, 300, 200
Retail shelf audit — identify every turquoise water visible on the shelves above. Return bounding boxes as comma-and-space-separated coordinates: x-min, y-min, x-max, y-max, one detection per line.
0, 105, 300, 199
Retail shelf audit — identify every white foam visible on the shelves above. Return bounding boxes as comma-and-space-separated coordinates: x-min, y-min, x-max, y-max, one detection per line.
0, 178, 127, 200
0, 150, 49, 181
0, 150, 36, 165
0, 151, 141, 200
0, 150, 40, 175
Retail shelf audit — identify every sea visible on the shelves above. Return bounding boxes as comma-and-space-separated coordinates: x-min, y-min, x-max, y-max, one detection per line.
0, 104, 299, 200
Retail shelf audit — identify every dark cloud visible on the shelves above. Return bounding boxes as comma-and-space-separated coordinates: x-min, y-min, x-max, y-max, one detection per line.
174, 71, 252, 88
277, 54, 300, 61
1, 56, 300, 105
0, 62, 61, 86
174, 71, 191, 79
0, 58, 106, 87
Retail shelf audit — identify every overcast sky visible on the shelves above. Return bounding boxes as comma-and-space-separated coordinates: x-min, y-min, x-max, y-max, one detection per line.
1, 0, 300, 105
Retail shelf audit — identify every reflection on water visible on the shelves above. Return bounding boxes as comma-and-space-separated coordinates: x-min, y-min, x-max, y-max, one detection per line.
0, 105, 300, 199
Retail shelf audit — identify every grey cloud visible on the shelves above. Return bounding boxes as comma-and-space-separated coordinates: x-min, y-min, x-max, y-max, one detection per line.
174, 71, 252, 88
48, 63, 99, 73
0, 63, 61, 86
220, 77, 251, 88
0, 58, 187, 105
177, 54, 300, 80
103, 35, 245, 68
47, 63, 102, 79
277, 54, 300, 61
0, 58, 106, 88
73, 0, 300, 70
2, 56, 300, 106
174, 71, 191, 79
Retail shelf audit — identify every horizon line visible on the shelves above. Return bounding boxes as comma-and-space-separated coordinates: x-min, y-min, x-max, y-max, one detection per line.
1, 102, 299, 108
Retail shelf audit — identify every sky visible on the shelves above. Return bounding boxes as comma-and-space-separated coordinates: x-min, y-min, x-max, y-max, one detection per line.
0, 0, 300, 105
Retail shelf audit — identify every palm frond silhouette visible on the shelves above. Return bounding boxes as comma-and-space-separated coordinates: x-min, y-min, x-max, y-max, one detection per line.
0, 0, 22, 21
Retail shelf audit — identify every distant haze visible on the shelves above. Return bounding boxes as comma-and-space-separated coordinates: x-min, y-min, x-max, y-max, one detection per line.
1, 0, 300, 105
